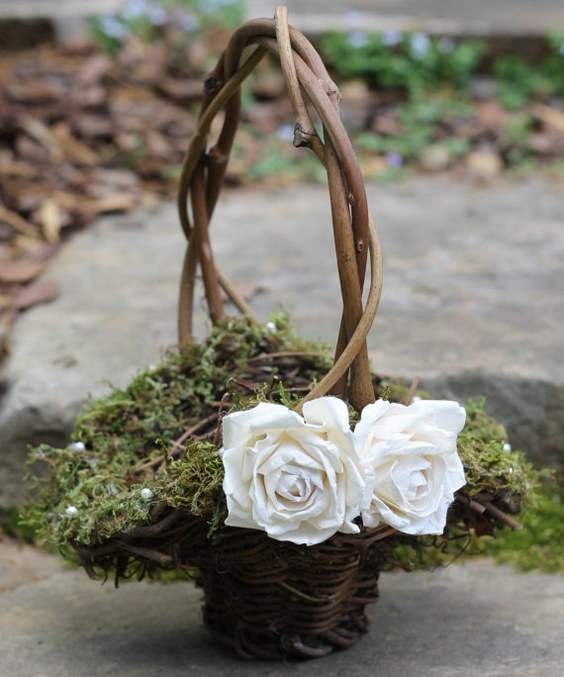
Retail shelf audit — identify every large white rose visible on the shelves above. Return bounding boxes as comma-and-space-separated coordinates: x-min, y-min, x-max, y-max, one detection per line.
220, 397, 366, 546
354, 399, 466, 535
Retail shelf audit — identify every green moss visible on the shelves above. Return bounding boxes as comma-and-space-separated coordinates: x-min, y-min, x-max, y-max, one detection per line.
457, 397, 537, 499
21, 315, 333, 552
480, 477, 564, 573
22, 320, 548, 579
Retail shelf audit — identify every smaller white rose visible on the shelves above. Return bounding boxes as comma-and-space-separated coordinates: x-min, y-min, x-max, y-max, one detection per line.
355, 399, 466, 535
220, 397, 366, 546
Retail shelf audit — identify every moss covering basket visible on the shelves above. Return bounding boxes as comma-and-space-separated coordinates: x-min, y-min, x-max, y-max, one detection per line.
25, 7, 537, 661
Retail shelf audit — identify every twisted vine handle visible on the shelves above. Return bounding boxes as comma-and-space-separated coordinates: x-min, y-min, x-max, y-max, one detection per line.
177, 5, 383, 412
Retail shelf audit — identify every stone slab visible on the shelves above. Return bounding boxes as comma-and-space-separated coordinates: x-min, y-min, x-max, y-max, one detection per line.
2, 0, 564, 40
248, 0, 564, 36
1, 175, 563, 508
0, 539, 562, 676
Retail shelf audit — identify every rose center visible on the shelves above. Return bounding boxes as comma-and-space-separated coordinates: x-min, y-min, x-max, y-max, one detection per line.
276, 470, 311, 502
405, 468, 428, 499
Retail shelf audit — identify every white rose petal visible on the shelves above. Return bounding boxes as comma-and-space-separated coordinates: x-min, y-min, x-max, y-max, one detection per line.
355, 399, 466, 535
220, 397, 366, 546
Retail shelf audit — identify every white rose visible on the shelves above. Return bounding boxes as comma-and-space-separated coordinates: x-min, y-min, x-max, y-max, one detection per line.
354, 399, 466, 535
220, 397, 366, 546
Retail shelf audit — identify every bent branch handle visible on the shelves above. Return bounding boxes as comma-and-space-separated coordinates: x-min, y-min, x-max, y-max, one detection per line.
177, 5, 383, 412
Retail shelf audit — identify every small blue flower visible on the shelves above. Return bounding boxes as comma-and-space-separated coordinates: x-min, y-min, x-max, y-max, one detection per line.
199, 0, 239, 14
176, 12, 200, 32
410, 32, 431, 59
381, 29, 402, 47
385, 151, 404, 169
122, 0, 151, 21
98, 15, 130, 39
276, 124, 295, 142
347, 31, 369, 49
147, 3, 168, 26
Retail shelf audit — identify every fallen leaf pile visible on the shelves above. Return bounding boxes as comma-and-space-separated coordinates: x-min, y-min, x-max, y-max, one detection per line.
1, 34, 564, 380
0, 37, 212, 371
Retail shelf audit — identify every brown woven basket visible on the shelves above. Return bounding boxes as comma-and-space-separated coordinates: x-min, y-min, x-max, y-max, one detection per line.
173, 6, 388, 657
67, 6, 522, 661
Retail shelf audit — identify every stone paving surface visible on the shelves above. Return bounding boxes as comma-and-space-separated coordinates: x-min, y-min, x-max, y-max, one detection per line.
1, 538, 563, 677
250, 1, 564, 35
2, 0, 564, 36
2, 0, 564, 47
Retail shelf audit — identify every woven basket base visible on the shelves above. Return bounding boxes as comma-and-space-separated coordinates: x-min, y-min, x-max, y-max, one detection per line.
191, 526, 392, 660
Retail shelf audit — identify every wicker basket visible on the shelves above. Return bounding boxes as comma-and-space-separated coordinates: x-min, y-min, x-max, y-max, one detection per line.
175, 10, 388, 656
42, 6, 526, 661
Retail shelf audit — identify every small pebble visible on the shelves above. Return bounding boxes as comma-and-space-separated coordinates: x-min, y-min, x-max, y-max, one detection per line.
140, 488, 154, 500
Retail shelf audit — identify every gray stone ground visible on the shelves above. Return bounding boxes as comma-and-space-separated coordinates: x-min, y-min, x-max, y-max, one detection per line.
2, 0, 564, 36
249, 0, 564, 35
1, 538, 563, 677
2, 0, 564, 48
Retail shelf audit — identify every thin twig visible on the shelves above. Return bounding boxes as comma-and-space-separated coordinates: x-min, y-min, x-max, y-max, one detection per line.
133, 411, 220, 474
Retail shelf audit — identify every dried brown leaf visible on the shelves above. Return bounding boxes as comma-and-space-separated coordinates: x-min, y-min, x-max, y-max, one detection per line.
13, 278, 59, 310
20, 118, 65, 163
5, 80, 66, 104
88, 194, 137, 213
531, 103, 564, 135
39, 199, 61, 244
0, 205, 40, 238
75, 54, 112, 86
0, 257, 46, 283
156, 77, 203, 101
72, 114, 114, 138
476, 101, 509, 132
51, 123, 99, 165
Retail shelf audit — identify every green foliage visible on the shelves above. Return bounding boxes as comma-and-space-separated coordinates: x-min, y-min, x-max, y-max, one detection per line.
485, 477, 564, 573
90, 0, 245, 54
354, 94, 474, 162
494, 33, 564, 109
320, 31, 485, 96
